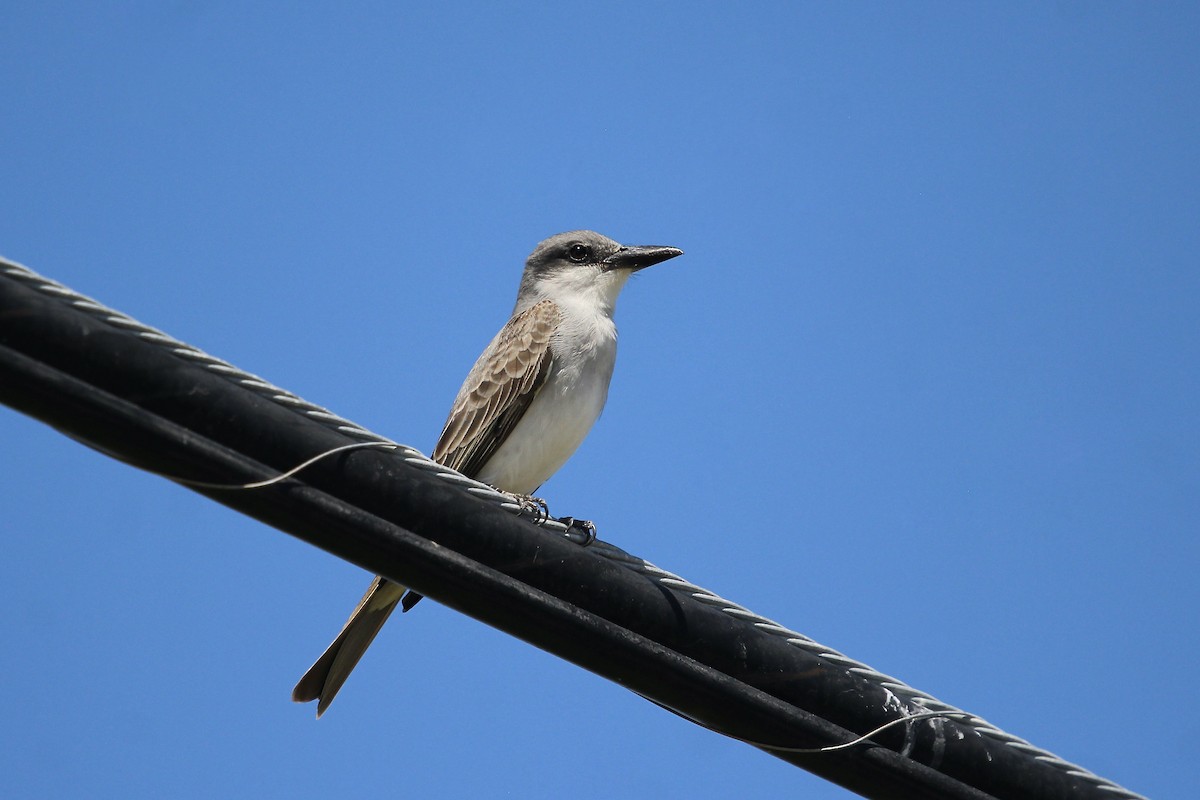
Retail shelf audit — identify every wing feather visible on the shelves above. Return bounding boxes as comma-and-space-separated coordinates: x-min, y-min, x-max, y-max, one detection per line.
432, 300, 560, 478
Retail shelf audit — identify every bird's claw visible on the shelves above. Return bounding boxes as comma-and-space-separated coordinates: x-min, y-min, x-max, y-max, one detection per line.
560, 516, 597, 547
515, 494, 550, 525
506, 491, 595, 544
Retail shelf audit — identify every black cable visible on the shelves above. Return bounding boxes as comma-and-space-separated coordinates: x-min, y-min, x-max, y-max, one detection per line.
0, 258, 1144, 800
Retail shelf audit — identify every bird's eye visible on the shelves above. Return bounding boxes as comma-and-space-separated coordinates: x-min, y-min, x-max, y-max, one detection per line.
568, 243, 591, 262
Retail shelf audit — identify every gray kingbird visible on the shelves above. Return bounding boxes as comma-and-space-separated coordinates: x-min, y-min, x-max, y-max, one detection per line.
293, 230, 683, 716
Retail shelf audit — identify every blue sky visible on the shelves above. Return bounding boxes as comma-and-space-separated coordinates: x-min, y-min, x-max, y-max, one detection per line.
1, 3, 1196, 798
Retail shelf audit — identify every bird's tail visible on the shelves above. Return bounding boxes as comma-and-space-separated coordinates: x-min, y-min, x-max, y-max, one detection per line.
292, 576, 408, 717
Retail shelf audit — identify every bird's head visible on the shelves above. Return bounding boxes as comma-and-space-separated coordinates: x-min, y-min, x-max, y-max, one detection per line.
517, 230, 683, 314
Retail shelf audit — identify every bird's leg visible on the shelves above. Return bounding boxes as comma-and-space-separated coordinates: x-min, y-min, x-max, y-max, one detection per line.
503, 491, 595, 545
559, 517, 597, 547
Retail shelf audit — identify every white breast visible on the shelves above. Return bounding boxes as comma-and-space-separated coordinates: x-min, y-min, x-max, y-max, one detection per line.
474, 299, 619, 495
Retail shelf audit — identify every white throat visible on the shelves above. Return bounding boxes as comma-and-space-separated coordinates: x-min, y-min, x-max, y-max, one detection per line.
515, 266, 632, 319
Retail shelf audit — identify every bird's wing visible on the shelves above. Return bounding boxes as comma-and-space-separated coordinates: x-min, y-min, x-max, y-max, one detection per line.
432, 299, 560, 478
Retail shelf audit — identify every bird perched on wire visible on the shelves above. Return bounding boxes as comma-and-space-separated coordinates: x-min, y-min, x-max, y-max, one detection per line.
292, 230, 683, 716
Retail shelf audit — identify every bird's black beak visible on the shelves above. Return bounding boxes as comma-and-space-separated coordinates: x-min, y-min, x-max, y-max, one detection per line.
602, 244, 684, 272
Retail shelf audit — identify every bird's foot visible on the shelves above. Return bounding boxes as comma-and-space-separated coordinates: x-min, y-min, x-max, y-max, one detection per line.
559, 517, 597, 547
504, 491, 595, 545
513, 494, 551, 525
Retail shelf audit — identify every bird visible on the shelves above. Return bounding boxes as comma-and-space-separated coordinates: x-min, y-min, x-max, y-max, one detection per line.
292, 230, 683, 716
